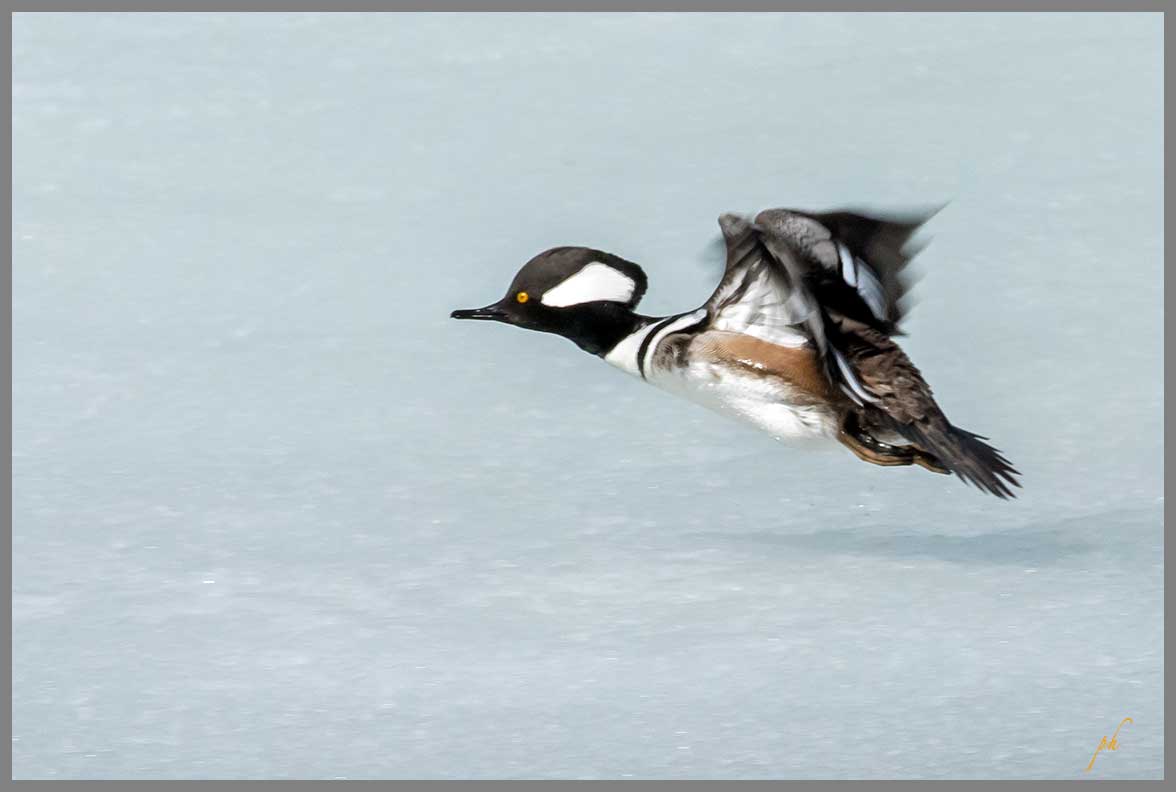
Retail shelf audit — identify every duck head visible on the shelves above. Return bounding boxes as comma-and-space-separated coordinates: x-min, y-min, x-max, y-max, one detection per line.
451, 247, 650, 356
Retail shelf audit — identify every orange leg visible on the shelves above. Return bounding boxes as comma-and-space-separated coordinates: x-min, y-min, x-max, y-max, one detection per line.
838, 428, 915, 467
838, 414, 949, 475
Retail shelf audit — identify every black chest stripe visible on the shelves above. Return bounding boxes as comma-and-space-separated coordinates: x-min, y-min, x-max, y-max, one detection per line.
635, 316, 677, 380
636, 313, 708, 380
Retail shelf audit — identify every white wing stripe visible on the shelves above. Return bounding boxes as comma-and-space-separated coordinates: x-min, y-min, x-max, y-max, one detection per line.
853, 258, 888, 320
833, 349, 878, 405
836, 241, 858, 287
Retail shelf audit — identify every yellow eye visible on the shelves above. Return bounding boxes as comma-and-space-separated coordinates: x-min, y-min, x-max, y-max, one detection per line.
516, 291, 529, 304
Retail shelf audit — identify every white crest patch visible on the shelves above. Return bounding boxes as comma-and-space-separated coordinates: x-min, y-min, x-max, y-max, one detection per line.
540, 262, 636, 308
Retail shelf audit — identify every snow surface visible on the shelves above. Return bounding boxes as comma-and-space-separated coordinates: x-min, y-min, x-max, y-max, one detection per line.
12, 12, 1163, 779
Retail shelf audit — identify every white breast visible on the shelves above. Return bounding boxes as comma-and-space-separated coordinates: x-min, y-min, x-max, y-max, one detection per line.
604, 318, 840, 444
648, 358, 839, 443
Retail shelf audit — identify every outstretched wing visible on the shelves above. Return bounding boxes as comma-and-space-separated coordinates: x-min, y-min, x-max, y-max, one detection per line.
706, 206, 1018, 497
753, 206, 938, 333
707, 208, 936, 404
706, 213, 817, 351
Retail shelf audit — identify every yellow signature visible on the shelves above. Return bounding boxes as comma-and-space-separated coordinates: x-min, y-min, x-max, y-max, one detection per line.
1086, 717, 1132, 771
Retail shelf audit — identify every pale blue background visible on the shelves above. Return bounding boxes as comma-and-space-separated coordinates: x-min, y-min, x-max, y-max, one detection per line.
12, 12, 1163, 779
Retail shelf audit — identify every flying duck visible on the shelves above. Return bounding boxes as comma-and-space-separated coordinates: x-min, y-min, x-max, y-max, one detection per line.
452, 207, 1021, 498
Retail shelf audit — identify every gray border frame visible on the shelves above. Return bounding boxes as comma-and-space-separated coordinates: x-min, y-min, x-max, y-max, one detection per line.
3, 2, 1167, 788
0, 2, 1172, 10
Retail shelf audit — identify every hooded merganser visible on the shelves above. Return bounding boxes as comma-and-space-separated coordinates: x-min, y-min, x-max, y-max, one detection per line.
452, 207, 1020, 498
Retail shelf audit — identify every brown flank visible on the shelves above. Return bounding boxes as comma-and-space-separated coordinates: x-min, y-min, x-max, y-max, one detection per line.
696, 332, 839, 403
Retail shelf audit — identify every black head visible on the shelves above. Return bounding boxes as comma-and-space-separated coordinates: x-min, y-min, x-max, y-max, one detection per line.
451, 247, 650, 356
